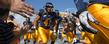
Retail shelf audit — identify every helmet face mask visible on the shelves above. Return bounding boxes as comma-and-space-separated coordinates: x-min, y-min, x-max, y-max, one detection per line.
46, 8, 53, 12
45, 2, 54, 12
46, 6, 53, 8
45, 2, 54, 8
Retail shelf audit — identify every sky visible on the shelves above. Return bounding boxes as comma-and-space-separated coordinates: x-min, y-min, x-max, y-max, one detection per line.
25, 0, 78, 13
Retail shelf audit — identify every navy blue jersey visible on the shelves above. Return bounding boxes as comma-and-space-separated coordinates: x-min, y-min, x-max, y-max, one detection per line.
38, 9, 56, 29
